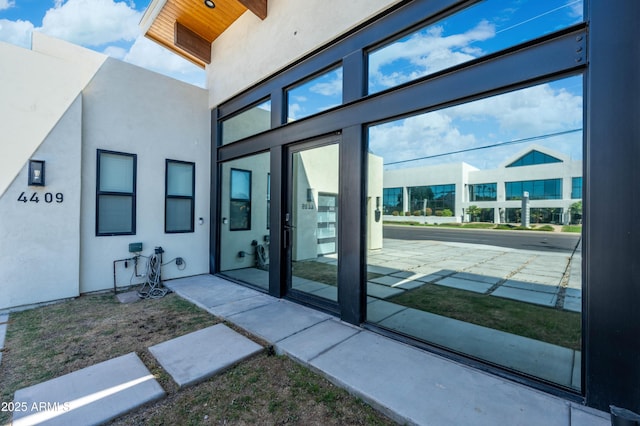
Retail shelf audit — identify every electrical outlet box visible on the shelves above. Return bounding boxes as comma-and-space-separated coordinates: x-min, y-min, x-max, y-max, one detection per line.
176, 257, 184, 266
129, 242, 143, 253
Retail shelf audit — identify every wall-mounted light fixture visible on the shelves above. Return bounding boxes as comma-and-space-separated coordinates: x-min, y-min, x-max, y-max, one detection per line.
28, 160, 45, 186
204, 0, 215, 8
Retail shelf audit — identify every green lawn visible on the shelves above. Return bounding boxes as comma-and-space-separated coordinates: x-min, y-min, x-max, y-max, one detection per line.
389, 284, 581, 350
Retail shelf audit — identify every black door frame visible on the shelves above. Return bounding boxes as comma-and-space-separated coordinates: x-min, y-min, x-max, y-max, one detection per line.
210, 0, 640, 413
281, 134, 342, 315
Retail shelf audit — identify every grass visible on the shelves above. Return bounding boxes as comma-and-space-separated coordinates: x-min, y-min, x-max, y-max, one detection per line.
389, 284, 581, 350
0, 292, 394, 426
562, 225, 582, 233
291, 261, 580, 350
292, 260, 382, 287
386, 221, 575, 232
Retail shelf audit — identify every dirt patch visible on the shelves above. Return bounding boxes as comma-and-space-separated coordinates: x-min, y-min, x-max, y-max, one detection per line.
0, 292, 395, 425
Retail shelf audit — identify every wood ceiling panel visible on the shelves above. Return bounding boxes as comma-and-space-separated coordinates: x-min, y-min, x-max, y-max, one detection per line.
144, 0, 266, 67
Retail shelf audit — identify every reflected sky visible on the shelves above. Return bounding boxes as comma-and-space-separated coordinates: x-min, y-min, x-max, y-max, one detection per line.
369, 75, 583, 170
368, 0, 583, 94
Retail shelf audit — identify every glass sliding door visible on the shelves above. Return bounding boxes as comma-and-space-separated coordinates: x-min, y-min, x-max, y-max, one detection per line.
285, 137, 340, 306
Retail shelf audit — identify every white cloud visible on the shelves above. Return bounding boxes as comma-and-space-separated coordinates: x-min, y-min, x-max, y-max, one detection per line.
102, 45, 127, 60
0, 19, 34, 48
371, 79, 583, 169
451, 84, 583, 137
39, 0, 141, 46
0, 1, 205, 87
370, 110, 477, 166
370, 20, 495, 89
0, 0, 15, 11
309, 69, 342, 97
124, 36, 205, 87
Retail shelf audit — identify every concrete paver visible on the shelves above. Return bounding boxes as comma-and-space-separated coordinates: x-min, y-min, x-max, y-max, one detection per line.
276, 319, 360, 362
164, 274, 606, 426
310, 331, 571, 426
12, 353, 164, 426
226, 298, 333, 343
149, 324, 263, 387
366, 282, 405, 299
491, 286, 558, 307
434, 276, 495, 293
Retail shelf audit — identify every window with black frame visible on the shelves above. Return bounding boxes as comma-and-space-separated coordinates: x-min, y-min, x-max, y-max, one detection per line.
96, 150, 136, 236
165, 160, 195, 233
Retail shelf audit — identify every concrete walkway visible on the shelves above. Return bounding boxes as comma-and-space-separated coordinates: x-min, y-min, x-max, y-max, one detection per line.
5, 272, 607, 425
165, 274, 608, 426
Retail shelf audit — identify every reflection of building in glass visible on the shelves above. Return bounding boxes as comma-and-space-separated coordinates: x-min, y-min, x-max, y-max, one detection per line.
383, 145, 581, 224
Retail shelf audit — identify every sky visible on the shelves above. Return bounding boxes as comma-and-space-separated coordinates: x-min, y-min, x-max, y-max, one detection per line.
0, 0, 205, 87
284, 0, 585, 171
365, 0, 584, 171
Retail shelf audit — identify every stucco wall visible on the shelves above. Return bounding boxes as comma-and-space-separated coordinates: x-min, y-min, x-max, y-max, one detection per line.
80, 58, 211, 294
0, 96, 82, 310
0, 36, 105, 197
207, 0, 400, 106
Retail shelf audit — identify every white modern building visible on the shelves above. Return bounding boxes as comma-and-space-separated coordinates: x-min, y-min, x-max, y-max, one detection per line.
383, 144, 582, 224
0, 33, 211, 310
1, 0, 639, 417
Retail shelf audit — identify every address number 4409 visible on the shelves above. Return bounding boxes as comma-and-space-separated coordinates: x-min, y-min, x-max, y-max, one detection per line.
17, 192, 63, 203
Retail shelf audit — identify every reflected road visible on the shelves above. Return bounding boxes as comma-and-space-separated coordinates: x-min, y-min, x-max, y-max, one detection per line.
383, 225, 581, 253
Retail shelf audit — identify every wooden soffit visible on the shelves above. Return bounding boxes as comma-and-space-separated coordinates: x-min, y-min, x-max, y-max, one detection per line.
141, 0, 267, 68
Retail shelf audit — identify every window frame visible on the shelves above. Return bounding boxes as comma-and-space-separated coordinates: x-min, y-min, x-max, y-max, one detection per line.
95, 149, 137, 237
165, 159, 196, 234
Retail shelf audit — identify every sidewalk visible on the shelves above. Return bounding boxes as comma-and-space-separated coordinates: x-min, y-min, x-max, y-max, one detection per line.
164, 274, 607, 426
4, 273, 608, 425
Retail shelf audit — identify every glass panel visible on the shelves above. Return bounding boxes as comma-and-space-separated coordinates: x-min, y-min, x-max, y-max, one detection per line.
98, 195, 133, 234
99, 153, 134, 193
571, 177, 582, 199
167, 162, 194, 196
220, 152, 271, 290
166, 198, 193, 232
368, 0, 584, 94
383, 187, 403, 215
469, 183, 497, 202
290, 143, 339, 302
222, 100, 271, 145
367, 75, 583, 389
231, 169, 251, 200
287, 67, 343, 122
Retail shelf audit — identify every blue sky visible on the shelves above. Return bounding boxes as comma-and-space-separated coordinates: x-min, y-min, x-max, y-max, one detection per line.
0, 0, 205, 87
367, 0, 584, 170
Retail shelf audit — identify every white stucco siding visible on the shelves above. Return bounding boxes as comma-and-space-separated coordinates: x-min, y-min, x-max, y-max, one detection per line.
0, 37, 106, 197
207, 0, 400, 106
0, 96, 82, 310
80, 58, 211, 293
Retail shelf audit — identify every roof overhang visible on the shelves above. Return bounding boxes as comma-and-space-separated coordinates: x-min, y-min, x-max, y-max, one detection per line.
140, 0, 267, 68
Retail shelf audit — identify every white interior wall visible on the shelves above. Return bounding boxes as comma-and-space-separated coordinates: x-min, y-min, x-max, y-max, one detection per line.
219, 153, 271, 271
80, 58, 211, 293
207, 0, 400, 107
